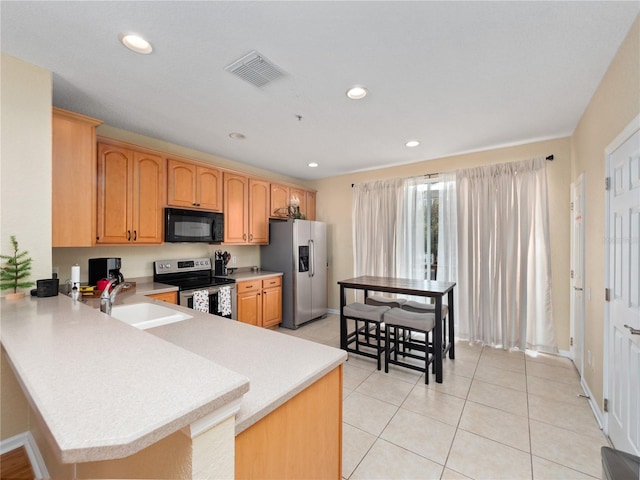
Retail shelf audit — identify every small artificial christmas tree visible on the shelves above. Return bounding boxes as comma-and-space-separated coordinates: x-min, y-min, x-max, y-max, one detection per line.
1, 235, 34, 298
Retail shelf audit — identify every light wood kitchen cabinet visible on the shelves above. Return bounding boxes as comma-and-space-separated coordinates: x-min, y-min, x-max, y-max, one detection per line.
270, 182, 290, 218
167, 158, 222, 211
237, 276, 282, 328
237, 280, 261, 326
261, 276, 282, 328
52, 108, 102, 247
236, 366, 342, 479
249, 179, 270, 244
270, 183, 317, 220
223, 173, 270, 244
305, 190, 317, 221
97, 140, 165, 244
146, 291, 178, 304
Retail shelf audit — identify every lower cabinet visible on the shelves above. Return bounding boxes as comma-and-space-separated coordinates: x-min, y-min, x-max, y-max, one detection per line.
237, 276, 282, 328
146, 291, 178, 304
261, 276, 282, 328
235, 366, 342, 479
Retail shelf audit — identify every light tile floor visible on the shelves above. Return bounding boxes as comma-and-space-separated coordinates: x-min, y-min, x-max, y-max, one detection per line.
278, 314, 610, 480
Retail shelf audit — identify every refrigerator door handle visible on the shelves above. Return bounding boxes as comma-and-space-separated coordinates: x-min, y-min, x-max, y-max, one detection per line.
309, 239, 315, 277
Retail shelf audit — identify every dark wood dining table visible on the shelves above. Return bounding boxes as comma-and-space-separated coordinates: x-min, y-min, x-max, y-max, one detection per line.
338, 275, 456, 383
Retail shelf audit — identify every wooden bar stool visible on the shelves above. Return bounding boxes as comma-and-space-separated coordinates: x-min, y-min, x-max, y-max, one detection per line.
384, 307, 436, 384
342, 302, 390, 370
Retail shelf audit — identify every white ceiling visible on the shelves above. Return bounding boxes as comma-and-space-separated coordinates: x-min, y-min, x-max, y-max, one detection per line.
2, 1, 638, 180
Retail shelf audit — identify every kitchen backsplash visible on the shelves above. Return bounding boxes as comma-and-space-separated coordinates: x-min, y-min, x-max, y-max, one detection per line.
52, 245, 261, 284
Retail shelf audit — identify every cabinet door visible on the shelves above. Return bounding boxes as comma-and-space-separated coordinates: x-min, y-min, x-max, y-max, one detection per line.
223, 173, 248, 243
167, 159, 197, 208
249, 178, 270, 244
270, 183, 290, 218
290, 187, 307, 218
262, 278, 282, 328
97, 143, 132, 244
52, 108, 101, 247
131, 152, 164, 244
146, 291, 178, 304
197, 166, 222, 211
305, 191, 317, 221
237, 281, 261, 326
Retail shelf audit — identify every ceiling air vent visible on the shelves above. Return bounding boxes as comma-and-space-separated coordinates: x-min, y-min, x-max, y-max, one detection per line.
225, 50, 285, 87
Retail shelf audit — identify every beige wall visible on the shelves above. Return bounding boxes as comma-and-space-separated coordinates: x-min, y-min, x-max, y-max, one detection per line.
571, 16, 639, 411
312, 136, 573, 350
0, 54, 52, 291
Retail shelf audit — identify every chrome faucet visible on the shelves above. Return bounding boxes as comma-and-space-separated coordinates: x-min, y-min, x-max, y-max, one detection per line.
100, 280, 132, 315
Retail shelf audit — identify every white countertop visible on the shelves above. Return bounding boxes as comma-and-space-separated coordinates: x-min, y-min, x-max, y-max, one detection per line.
0, 289, 345, 463
148, 313, 346, 434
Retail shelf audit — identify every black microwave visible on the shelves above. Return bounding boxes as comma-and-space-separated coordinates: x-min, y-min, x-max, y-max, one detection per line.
164, 208, 224, 243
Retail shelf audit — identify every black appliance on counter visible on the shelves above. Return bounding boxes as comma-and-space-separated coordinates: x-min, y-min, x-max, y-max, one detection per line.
164, 208, 224, 243
88, 257, 124, 286
153, 257, 236, 319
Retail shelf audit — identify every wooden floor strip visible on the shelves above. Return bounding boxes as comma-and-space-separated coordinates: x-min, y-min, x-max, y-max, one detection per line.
0, 446, 34, 480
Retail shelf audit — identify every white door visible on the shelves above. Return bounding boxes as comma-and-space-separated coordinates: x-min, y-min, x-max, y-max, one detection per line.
570, 174, 586, 377
606, 117, 640, 455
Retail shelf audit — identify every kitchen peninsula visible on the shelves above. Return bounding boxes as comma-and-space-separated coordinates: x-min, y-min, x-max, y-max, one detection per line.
0, 289, 345, 479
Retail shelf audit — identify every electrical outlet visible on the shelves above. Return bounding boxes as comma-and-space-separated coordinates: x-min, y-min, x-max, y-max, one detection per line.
232, 256, 237, 265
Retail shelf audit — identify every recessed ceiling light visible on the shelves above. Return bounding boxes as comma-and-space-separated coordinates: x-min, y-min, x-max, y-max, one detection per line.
346, 86, 368, 100
120, 34, 153, 54
308, 162, 319, 168
405, 140, 420, 147
229, 132, 246, 140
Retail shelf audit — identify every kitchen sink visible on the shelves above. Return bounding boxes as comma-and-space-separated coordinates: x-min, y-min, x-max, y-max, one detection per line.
110, 302, 193, 330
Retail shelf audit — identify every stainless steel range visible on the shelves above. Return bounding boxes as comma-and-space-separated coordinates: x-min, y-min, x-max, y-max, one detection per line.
153, 257, 237, 319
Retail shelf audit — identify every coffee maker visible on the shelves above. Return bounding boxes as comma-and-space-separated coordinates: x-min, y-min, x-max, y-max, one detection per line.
88, 258, 124, 286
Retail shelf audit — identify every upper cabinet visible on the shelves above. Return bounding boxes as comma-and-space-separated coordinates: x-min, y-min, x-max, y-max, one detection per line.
270, 183, 290, 218
305, 191, 317, 221
270, 183, 317, 220
167, 158, 222, 211
52, 108, 102, 247
249, 178, 270, 244
223, 173, 270, 245
97, 140, 165, 244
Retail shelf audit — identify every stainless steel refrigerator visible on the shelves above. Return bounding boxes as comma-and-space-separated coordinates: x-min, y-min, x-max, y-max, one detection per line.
261, 219, 327, 329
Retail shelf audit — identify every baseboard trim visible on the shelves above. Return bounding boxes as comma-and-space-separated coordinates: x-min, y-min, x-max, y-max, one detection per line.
580, 377, 605, 431
0, 431, 49, 479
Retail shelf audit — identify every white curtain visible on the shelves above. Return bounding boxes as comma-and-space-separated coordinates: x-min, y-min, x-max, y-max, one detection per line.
396, 177, 425, 280
436, 171, 459, 319
352, 178, 404, 277
456, 157, 557, 351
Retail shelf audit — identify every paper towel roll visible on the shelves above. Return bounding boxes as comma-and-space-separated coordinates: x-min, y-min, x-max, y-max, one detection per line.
71, 265, 80, 285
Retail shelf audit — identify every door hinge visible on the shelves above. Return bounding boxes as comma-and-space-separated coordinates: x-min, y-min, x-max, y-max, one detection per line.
570, 336, 574, 347
605, 288, 611, 302
570, 201, 574, 211
605, 177, 611, 190
604, 398, 609, 412
570, 270, 574, 279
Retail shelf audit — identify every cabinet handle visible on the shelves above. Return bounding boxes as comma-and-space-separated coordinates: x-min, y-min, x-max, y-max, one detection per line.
250, 234, 253, 241
133, 230, 137, 241
127, 230, 131, 241
243, 234, 247, 240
